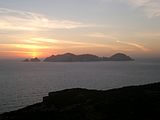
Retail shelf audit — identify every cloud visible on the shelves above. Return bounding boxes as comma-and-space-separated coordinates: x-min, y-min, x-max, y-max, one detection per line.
123, 0, 160, 18
87, 33, 118, 40
15, 44, 50, 49
116, 40, 151, 51
88, 32, 151, 52
134, 32, 160, 37
24, 37, 117, 49
0, 37, 124, 54
0, 8, 89, 31
97, 0, 160, 18
0, 36, 151, 58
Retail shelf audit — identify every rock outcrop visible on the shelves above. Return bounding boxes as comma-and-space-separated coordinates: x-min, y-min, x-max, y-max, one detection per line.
23, 59, 30, 62
23, 57, 41, 62
30, 57, 41, 62
1, 82, 160, 120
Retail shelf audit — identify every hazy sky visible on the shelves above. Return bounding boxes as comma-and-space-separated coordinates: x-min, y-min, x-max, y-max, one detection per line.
0, 0, 160, 58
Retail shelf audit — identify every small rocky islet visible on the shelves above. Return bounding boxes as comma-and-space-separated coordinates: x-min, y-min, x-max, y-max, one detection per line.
23, 57, 41, 62
0, 82, 160, 120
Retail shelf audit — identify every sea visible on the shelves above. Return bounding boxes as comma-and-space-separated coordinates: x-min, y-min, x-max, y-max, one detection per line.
0, 59, 160, 114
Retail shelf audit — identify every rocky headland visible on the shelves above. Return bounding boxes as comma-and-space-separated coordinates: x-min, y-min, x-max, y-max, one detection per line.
0, 82, 160, 120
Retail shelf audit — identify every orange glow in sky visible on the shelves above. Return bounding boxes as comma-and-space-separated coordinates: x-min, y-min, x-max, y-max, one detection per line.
30, 51, 40, 58
0, 2, 160, 59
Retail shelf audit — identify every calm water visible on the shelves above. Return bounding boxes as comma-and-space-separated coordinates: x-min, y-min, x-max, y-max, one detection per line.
0, 60, 160, 113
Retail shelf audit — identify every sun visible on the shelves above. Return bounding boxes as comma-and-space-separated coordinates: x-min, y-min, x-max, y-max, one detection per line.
31, 51, 40, 58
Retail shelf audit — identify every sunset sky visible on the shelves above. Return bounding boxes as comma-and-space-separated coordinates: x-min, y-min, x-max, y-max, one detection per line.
0, 0, 160, 59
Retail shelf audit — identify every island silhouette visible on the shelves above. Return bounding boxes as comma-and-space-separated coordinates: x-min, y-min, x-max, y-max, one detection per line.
44, 53, 134, 62
23, 57, 41, 62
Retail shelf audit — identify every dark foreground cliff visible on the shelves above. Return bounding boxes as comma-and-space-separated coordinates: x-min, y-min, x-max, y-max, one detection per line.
1, 82, 160, 120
